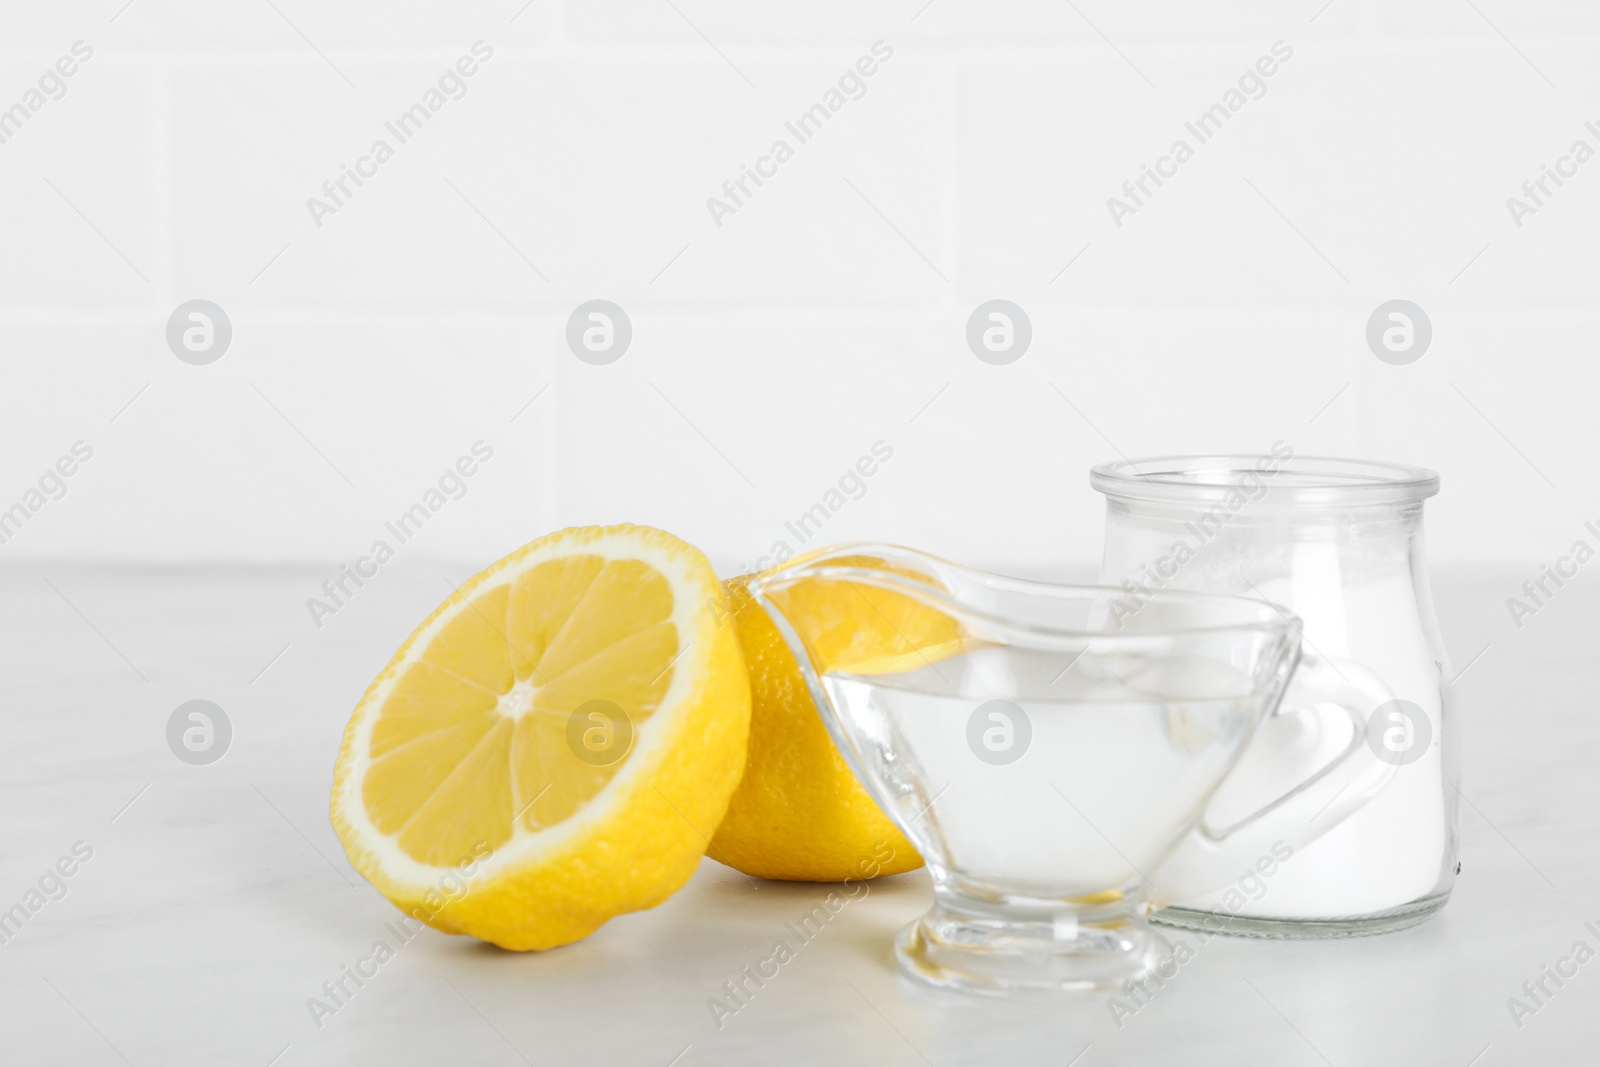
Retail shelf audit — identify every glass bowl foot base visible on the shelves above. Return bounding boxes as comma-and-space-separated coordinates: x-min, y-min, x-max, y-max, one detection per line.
894, 898, 1170, 996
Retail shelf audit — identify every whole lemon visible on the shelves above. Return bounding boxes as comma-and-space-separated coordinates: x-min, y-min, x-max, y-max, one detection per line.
709, 561, 959, 882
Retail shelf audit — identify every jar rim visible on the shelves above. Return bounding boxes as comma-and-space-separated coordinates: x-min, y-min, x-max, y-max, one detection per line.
1090, 454, 1439, 505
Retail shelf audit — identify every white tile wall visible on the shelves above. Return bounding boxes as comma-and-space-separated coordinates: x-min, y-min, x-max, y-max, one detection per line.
2, 0, 1596, 575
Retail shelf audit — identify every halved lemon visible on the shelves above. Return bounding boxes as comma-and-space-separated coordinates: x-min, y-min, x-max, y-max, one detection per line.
330, 525, 750, 950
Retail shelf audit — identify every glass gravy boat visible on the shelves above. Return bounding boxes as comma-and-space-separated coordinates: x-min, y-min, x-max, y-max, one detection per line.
748, 544, 1395, 995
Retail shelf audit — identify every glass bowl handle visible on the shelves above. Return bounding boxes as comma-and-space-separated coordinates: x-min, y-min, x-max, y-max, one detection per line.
1147, 654, 1397, 905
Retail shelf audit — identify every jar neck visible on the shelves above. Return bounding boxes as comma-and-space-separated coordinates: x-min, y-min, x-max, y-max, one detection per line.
1097, 495, 1430, 590
1101, 495, 1426, 533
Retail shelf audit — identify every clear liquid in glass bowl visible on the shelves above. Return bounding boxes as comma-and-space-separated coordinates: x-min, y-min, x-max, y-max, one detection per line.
823, 648, 1264, 900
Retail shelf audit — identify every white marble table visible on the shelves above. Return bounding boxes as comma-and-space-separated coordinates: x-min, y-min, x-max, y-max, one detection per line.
0, 564, 1590, 1066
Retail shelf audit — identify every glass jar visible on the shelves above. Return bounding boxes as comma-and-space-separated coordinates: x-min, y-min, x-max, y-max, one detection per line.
1091, 452, 1458, 938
